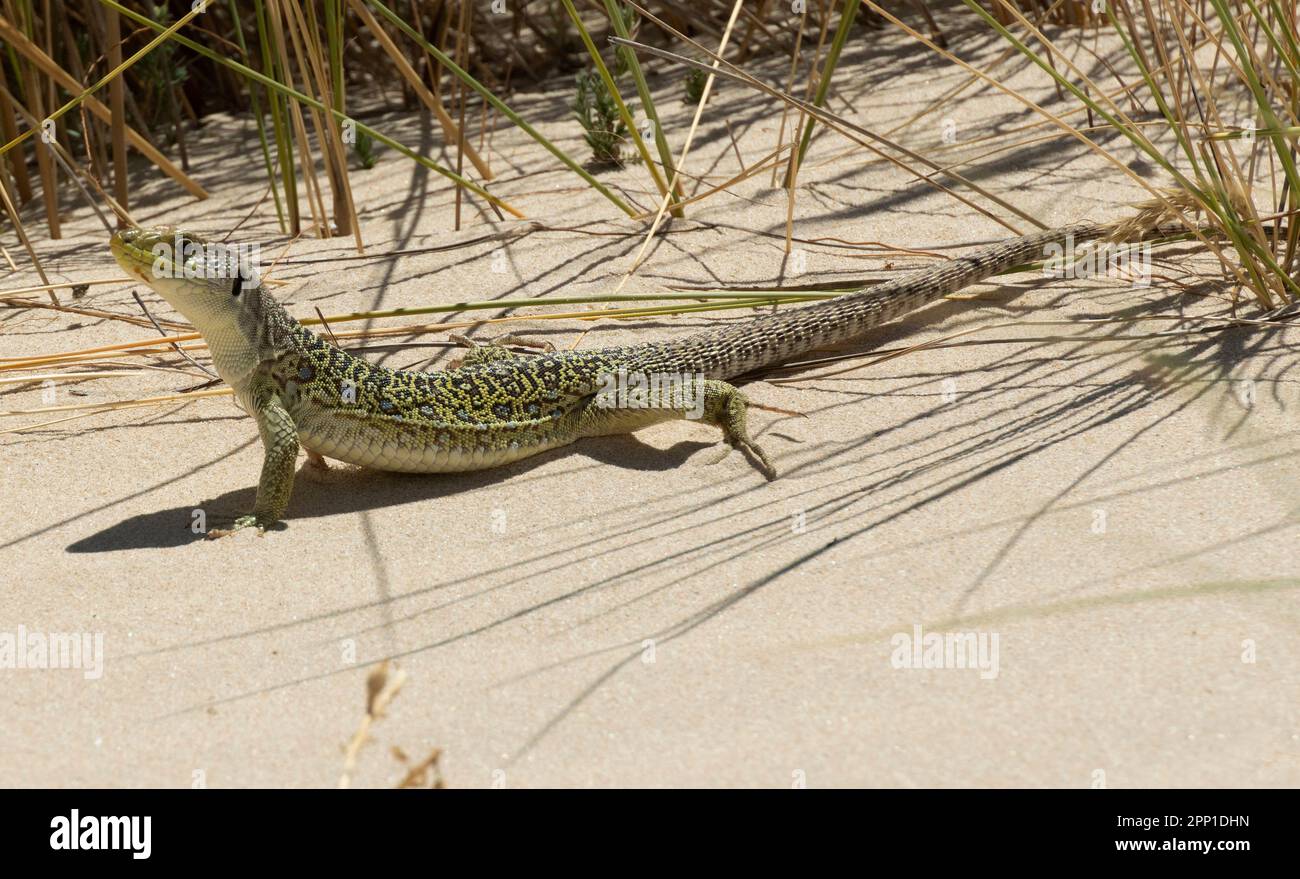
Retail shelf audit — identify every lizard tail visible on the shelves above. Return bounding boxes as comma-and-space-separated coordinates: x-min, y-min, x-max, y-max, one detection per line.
637, 209, 1189, 380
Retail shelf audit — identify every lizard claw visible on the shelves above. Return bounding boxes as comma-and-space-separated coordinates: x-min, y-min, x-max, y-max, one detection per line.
205, 514, 266, 540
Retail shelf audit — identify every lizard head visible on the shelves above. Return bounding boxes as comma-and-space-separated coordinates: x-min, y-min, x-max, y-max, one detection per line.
110, 226, 265, 336
111, 226, 294, 385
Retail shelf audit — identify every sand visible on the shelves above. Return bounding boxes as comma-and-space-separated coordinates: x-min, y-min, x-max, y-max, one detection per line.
2, 19, 1298, 788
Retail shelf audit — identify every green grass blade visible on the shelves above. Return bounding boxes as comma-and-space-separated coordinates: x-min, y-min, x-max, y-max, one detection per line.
99, 0, 522, 218
793, 0, 862, 169
229, 0, 286, 232
364, 0, 637, 217
603, 0, 683, 215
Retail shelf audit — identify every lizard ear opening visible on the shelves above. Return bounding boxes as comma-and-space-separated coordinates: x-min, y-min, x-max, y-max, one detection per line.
231, 269, 244, 298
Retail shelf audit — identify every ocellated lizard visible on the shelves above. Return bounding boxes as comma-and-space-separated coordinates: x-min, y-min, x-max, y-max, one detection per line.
110, 216, 1171, 537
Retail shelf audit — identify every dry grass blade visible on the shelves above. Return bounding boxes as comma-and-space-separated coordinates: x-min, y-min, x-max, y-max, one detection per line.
105, 4, 128, 220
347, 0, 492, 180
338, 661, 408, 789
610, 17, 1045, 233
611, 0, 746, 297
953, 0, 1300, 308
283, 0, 362, 244
0, 163, 52, 296
105, 0, 522, 218
0, 10, 208, 198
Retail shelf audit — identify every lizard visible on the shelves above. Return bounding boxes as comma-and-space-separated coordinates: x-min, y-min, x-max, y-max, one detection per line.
109, 210, 1180, 538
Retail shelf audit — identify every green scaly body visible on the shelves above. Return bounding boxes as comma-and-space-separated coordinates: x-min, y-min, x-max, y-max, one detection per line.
110, 219, 1153, 536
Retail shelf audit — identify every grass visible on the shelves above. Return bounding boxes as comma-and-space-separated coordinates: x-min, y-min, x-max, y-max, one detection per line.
950, 0, 1300, 310
0, 1, 1296, 428
0, 3, 890, 250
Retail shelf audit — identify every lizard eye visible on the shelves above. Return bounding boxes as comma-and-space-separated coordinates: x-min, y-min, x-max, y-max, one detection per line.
231, 270, 243, 298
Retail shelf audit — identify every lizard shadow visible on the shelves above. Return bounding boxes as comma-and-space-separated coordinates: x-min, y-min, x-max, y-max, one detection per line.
64, 435, 714, 552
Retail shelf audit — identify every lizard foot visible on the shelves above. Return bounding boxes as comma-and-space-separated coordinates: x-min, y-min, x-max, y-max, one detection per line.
300, 450, 338, 483
205, 514, 266, 540
704, 380, 778, 479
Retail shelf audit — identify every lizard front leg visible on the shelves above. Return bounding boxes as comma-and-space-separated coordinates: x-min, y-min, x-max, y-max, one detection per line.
446, 332, 553, 369
207, 384, 299, 539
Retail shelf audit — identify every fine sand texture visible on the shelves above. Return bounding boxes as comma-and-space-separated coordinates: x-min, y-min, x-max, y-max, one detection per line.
2, 23, 1298, 787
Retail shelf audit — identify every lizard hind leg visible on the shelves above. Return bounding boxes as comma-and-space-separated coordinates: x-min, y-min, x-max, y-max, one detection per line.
701, 379, 777, 478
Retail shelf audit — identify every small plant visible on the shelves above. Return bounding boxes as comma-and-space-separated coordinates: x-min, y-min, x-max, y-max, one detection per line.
353, 129, 377, 170
573, 69, 634, 166
685, 68, 708, 105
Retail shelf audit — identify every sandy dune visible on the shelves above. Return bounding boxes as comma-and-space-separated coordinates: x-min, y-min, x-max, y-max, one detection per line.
2, 25, 1297, 787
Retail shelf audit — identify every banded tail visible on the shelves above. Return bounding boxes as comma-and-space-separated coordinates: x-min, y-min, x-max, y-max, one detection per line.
631, 220, 1158, 379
